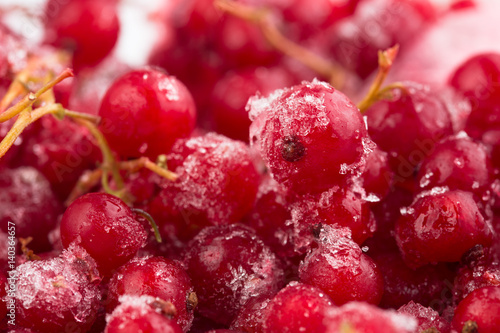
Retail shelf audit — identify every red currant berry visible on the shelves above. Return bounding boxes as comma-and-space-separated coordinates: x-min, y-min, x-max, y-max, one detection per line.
148, 133, 260, 241
104, 295, 183, 333
15, 244, 101, 332
361, 147, 393, 200
263, 281, 333, 333
211, 66, 294, 142
416, 133, 493, 197
366, 82, 454, 178
230, 295, 272, 333
60, 192, 148, 276
452, 286, 500, 333
449, 53, 500, 139
106, 256, 196, 331
21, 116, 101, 201
299, 226, 384, 305
183, 224, 284, 325
245, 175, 296, 259
0, 167, 62, 252
395, 190, 493, 268
454, 245, 500, 302
44, 0, 120, 72
324, 302, 417, 333
291, 185, 377, 245
98, 68, 196, 160
249, 79, 370, 194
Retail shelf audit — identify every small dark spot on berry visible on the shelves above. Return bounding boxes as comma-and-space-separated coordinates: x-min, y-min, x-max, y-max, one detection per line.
462, 320, 479, 333
186, 291, 198, 312
461, 244, 485, 268
151, 299, 178, 319
281, 135, 306, 162
311, 223, 323, 239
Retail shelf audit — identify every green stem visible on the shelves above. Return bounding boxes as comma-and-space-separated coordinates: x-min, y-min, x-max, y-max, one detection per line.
132, 208, 162, 243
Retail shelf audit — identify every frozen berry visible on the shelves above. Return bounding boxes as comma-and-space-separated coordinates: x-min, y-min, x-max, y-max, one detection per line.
397, 301, 450, 333
148, 133, 260, 241
245, 175, 296, 259
106, 256, 195, 331
104, 295, 183, 333
60, 192, 148, 276
329, 0, 436, 78
0, 167, 62, 252
183, 224, 284, 325
249, 79, 370, 194
230, 295, 272, 333
299, 226, 383, 305
15, 244, 101, 332
291, 185, 377, 245
361, 147, 393, 200
21, 116, 101, 201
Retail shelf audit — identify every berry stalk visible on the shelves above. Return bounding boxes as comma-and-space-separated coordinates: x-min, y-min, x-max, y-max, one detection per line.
357, 45, 400, 112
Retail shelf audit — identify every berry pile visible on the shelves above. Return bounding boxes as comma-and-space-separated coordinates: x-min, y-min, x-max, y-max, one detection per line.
1, 0, 500, 332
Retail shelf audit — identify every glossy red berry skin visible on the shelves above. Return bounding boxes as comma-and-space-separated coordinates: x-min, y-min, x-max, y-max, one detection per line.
452, 286, 500, 333
416, 133, 493, 196
183, 224, 284, 326
99, 68, 196, 160
15, 245, 101, 333
324, 302, 417, 333
366, 82, 454, 178
262, 281, 333, 333
395, 190, 493, 269
148, 133, 260, 241
299, 227, 384, 305
60, 192, 147, 276
449, 53, 500, 139
0, 167, 62, 252
44, 0, 120, 72
104, 295, 184, 333
106, 256, 195, 332
249, 79, 370, 194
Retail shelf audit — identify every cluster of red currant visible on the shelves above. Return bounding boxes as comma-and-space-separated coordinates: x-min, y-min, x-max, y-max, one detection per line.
1, 0, 499, 332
